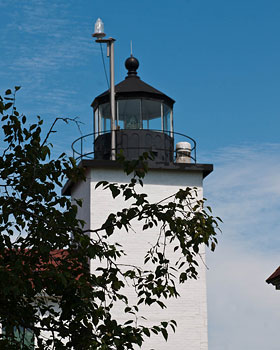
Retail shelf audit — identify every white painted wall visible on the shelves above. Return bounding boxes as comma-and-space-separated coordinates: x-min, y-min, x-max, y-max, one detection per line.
73, 167, 208, 350
71, 168, 91, 233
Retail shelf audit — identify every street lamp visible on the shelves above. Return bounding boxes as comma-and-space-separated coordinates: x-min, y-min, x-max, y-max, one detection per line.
92, 18, 116, 160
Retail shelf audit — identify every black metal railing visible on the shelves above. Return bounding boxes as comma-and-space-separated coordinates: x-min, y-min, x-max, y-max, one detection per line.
71, 129, 197, 163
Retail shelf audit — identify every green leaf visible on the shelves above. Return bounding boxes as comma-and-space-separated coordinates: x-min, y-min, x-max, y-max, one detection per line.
41, 145, 50, 160
109, 184, 120, 198
124, 320, 133, 325
5, 102, 12, 110
29, 124, 37, 131
69, 156, 76, 166
95, 181, 108, 189
162, 328, 168, 341
142, 327, 150, 337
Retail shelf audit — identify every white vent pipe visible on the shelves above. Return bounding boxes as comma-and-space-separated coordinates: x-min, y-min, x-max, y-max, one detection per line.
175, 142, 192, 163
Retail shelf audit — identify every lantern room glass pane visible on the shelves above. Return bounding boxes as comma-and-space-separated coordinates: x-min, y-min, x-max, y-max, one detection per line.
94, 108, 99, 138
163, 104, 171, 132
99, 103, 111, 132
118, 99, 141, 129
98, 100, 172, 134
142, 99, 161, 130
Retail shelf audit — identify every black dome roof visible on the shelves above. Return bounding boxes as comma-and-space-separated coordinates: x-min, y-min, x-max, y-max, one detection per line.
91, 56, 175, 109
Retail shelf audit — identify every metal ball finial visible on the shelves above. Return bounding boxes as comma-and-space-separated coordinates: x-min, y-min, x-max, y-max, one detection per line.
125, 55, 139, 77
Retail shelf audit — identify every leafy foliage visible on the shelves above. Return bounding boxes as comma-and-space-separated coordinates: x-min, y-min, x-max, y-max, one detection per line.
0, 88, 220, 349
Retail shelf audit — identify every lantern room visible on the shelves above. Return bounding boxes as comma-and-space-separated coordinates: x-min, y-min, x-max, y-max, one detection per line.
93, 56, 174, 134
72, 55, 197, 164
91, 55, 176, 162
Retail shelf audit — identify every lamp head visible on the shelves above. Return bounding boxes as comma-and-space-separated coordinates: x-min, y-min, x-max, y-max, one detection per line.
92, 18, 105, 39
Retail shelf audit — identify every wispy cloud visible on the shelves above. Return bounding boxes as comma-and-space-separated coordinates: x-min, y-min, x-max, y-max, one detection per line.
208, 244, 279, 350
204, 144, 280, 249
0, 0, 98, 115
206, 144, 280, 349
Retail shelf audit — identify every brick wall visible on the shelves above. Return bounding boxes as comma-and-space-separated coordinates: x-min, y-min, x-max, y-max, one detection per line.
73, 167, 208, 350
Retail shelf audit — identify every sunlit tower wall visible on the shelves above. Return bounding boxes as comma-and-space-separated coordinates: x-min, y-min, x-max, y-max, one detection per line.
62, 55, 213, 350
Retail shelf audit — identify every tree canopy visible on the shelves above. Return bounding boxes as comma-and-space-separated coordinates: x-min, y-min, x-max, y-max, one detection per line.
0, 88, 220, 349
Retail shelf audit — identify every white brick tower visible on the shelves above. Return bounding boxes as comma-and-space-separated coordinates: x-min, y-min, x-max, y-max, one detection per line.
62, 55, 213, 350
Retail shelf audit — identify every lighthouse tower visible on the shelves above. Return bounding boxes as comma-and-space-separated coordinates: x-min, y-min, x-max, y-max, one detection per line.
62, 56, 213, 350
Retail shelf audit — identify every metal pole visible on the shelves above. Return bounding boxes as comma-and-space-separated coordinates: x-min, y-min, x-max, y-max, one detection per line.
108, 39, 116, 160
95, 36, 116, 161
161, 102, 164, 131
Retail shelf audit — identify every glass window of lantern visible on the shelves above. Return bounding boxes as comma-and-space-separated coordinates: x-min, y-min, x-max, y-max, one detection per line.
99, 103, 111, 132
117, 99, 141, 129
94, 108, 99, 138
163, 103, 171, 132
142, 99, 161, 131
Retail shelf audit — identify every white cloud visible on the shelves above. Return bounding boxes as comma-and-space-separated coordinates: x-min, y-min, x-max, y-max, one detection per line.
204, 144, 280, 248
205, 144, 280, 350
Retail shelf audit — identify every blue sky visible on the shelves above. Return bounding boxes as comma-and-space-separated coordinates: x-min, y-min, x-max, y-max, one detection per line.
1, 1, 280, 349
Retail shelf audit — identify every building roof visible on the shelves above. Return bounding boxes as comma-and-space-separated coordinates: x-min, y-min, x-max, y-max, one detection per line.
91, 56, 175, 109
266, 266, 280, 290
3, 249, 84, 279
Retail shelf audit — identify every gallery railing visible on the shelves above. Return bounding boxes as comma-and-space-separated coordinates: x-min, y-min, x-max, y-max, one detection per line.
71, 129, 197, 163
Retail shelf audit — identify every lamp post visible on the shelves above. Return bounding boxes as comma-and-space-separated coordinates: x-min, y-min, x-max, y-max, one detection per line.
92, 18, 116, 161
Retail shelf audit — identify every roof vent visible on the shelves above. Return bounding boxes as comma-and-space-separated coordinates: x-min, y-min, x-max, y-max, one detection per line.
175, 142, 191, 163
